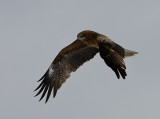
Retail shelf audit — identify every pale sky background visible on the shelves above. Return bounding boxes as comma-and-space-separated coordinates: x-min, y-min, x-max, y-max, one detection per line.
1, 0, 160, 119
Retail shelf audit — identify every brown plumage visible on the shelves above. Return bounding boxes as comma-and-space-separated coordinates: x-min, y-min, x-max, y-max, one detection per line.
34, 30, 138, 103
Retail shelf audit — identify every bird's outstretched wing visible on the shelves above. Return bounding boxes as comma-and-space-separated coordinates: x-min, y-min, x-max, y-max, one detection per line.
98, 37, 127, 79
34, 40, 99, 103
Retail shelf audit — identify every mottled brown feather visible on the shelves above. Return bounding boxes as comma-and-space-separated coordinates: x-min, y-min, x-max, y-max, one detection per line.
35, 40, 98, 103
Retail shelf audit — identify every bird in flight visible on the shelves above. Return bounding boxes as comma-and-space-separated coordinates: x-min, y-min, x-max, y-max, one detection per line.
34, 30, 138, 103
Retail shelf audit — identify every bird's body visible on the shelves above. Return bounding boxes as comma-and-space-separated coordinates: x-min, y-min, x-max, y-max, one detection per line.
35, 30, 138, 103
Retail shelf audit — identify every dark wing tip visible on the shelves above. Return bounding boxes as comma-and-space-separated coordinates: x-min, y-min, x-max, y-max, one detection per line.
53, 88, 58, 98
118, 67, 127, 79
112, 67, 120, 79
39, 83, 50, 102
34, 73, 61, 103
109, 66, 127, 79
45, 85, 53, 103
34, 69, 54, 103
37, 69, 49, 82
34, 83, 46, 97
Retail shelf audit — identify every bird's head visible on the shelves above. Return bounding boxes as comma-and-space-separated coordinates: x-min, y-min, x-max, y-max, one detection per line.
77, 30, 100, 47
77, 30, 99, 41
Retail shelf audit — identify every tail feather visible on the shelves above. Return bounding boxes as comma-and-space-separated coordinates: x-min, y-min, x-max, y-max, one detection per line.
124, 49, 138, 58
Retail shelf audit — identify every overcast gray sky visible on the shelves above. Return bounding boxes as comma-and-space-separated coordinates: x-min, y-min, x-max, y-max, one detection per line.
1, 0, 160, 119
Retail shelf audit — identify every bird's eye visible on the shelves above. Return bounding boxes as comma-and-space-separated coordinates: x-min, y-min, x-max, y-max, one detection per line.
81, 35, 86, 38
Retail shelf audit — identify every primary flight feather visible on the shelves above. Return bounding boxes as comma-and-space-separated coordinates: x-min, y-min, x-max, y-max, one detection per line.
34, 30, 138, 103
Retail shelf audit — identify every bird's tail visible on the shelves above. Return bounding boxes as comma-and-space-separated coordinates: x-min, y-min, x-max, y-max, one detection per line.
124, 49, 138, 58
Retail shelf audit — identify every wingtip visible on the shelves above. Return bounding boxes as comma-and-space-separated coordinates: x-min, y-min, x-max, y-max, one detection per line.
38, 95, 44, 102
122, 76, 126, 79
117, 75, 120, 79
34, 94, 38, 97
53, 93, 57, 98
45, 98, 50, 104
37, 69, 49, 82
45, 96, 50, 104
53, 89, 57, 98
37, 78, 43, 82
34, 91, 40, 97
37, 76, 44, 82
115, 71, 120, 79
34, 88, 37, 92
